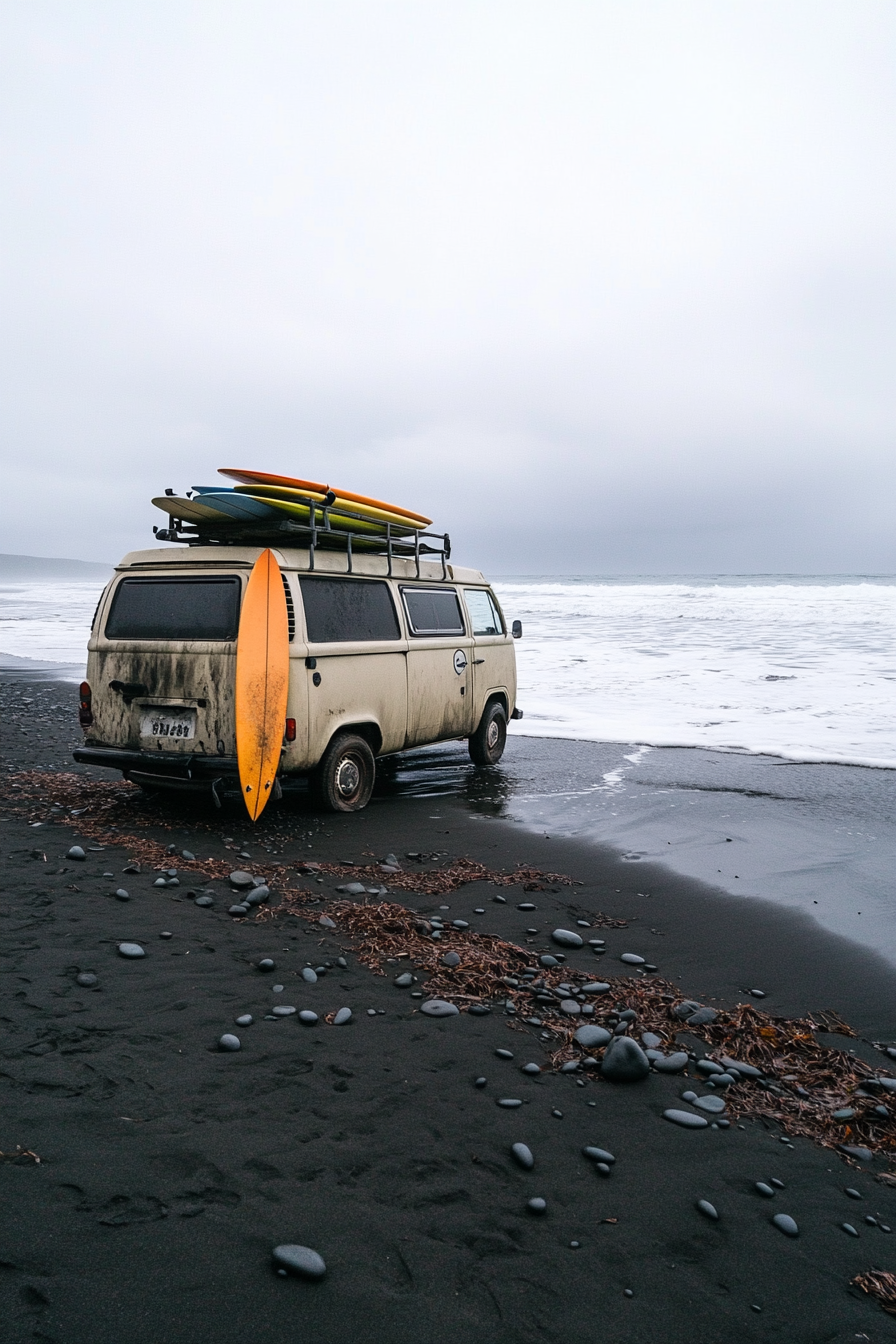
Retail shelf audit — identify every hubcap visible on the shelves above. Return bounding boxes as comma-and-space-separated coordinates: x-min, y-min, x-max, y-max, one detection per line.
335, 756, 360, 798
486, 720, 500, 749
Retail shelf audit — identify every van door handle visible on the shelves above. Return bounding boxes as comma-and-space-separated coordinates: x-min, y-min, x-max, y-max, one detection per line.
472, 659, 485, 665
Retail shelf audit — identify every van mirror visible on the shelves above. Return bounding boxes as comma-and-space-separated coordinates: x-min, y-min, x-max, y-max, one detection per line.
511, 620, 523, 639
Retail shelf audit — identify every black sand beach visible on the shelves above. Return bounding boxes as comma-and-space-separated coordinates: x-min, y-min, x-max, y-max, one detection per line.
3, 674, 896, 1343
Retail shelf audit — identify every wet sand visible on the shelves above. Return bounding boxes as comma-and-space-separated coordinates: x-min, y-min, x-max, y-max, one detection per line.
2, 674, 896, 1343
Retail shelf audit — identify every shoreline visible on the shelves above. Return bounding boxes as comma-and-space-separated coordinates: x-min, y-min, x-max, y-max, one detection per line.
2, 673, 896, 1340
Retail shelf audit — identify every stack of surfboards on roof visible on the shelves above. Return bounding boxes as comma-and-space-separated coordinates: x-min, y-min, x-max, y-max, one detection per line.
152, 468, 432, 546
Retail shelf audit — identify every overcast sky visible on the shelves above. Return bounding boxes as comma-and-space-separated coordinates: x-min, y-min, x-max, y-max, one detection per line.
1, 2, 894, 572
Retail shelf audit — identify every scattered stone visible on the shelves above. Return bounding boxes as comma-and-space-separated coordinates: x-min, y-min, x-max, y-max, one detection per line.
112, 888, 130, 901
117, 943, 145, 959
720, 1056, 762, 1078
693, 1094, 726, 1114
153, 878, 168, 888
664, 1109, 709, 1129
560, 999, 581, 1016
272, 1244, 326, 1280
521, 1063, 541, 1076
697, 1060, 724, 1076
66, 846, 86, 861
653, 1052, 689, 1074
581, 982, 610, 994
841, 1223, 859, 1237
195, 895, 214, 907
642, 1032, 662, 1050
474, 1077, 487, 1088
839, 1145, 873, 1162
229, 904, 249, 916
272, 1006, 296, 1017
302, 968, 318, 984
333, 1007, 352, 1026
160, 931, 172, 940
337, 882, 367, 895
756, 1182, 775, 1198
845, 1188, 862, 1200
560, 1061, 580, 1073
511, 1143, 534, 1169
442, 951, 461, 968
76, 972, 97, 987
451, 920, 469, 930
619, 953, 645, 965
497, 1099, 523, 1108
181, 850, 195, 861
258, 959, 275, 971
229, 871, 254, 888
420, 1000, 459, 1017
697, 1200, 719, 1220
468, 1004, 490, 1016
601, 1036, 650, 1083
574, 1024, 612, 1049
772, 1214, 799, 1237
493, 895, 507, 903
551, 929, 583, 948
518, 902, 537, 911
583, 1147, 615, 1164
394, 973, 414, 988
770, 1178, 785, 1189
673, 1000, 702, 1020
235, 1015, 253, 1027
749, 989, 766, 998
527, 1198, 547, 1214
539, 955, 560, 968
496, 1049, 514, 1059
687, 1007, 719, 1026
219, 1034, 241, 1051
245, 886, 271, 907
298, 1011, 319, 1025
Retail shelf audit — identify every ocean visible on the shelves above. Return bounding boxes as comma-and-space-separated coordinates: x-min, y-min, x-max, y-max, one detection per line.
1, 573, 894, 770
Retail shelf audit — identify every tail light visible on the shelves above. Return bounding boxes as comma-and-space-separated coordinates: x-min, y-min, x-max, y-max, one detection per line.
285, 718, 296, 743
79, 681, 93, 728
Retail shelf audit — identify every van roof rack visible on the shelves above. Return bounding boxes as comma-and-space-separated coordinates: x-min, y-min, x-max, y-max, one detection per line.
153, 496, 451, 581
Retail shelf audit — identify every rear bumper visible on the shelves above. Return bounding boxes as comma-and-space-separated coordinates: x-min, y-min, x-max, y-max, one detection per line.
73, 745, 239, 783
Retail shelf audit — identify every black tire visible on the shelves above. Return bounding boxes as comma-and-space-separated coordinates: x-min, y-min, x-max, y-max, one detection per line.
468, 701, 507, 766
312, 732, 376, 812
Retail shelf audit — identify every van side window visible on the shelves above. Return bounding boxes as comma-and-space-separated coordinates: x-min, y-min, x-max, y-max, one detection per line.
105, 577, 241, 640
402, 587, 465, 636
464, 588, 504, 636
300, 577, 400, 643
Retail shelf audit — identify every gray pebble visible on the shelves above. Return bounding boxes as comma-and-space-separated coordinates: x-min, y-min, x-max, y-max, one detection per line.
696, 1059, 724, 1076
298, 1011, 319, 1025
160, 931, 172, 939
442, 951, 461, 968
219, 1034, 241, 1051
497, 1098, 523, 1108
749, 989, 766, 998
229, 871, 255, 888
552, 1109, 563, 1118
229, 904, 249, 916
337, 957, 347, 968
195, 895, 214, 907
337, 881, 367, 895
66, 846, 86, 860
687, 1007, 719, 1026
838, 1145, 873, 1162
394, 973, 414, 988
720, 1055, 762, 1078
527, 1198, 547, 1214
258, 958, 275, 971
474, 1077, 487, 1088
319, 914, 336, 928
235, 1014, 253, 1026
272, 1006, 296, 1017
521, 1063, 541, 1075
697, 1200, 719, 1220
551, 929, 584, 948
113, 888, 130, 901
652, 1052, 689, 1074
560, 1061, 580, 1073
693, 1094, 726, 1114
755, 1182, 775, 1198
496, 1048, 514, 1059
583, 1147, 615, 1164
574, 1024, 612, 1049
772, 1214, 799, 1237
452, 920, 469, 929
539, 955, 560, 968
272, 1244, 326, 1280
845, 1188, 862, 1200
641, 1032, 662, 1049
76, 972, 97, 987
468, 1004, 490, 1016
841, 1223, 859, 1236
770, 1179, 785, 1189
117, 943, 145, 958
181, 850, 195, 861
601, 1036, 650, 1083
302, 968, 318, 984
560, 999, 581, 1016
333, 1007, 352, 1026
619, 953, 645, 965
272, 984, 284, 992
511, 1143, 534, 1169
420, 999, 459, 1017
664, 1109, 709, 1129
153, 878, 168, 888
581, 982, 610, 994
673, 999, 703, 1020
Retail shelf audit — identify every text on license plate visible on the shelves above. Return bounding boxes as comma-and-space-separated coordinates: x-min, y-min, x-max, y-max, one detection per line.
140, 709, 196, 740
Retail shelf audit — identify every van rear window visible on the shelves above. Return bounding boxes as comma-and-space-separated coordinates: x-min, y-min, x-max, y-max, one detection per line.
402, 587, 465, 636
105, 577, 241, 640
300, 578, 400, 643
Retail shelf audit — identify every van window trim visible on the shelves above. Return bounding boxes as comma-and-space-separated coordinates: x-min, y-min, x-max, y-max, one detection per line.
299, 574, 402, 644
462, 587, 506, 637
399, 584, 467, 638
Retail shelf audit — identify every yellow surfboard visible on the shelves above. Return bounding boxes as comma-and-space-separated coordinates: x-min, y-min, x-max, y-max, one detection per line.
235, 550, 290, 822
233, 483, 426, 531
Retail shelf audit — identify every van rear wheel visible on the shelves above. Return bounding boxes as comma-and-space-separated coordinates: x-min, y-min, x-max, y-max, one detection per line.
312, 733, 376, 812
469, 701, 507, 766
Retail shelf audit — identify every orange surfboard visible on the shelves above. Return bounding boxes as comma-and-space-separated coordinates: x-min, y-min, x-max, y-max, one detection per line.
235, 550, 290, 822
219, 467, 432, 526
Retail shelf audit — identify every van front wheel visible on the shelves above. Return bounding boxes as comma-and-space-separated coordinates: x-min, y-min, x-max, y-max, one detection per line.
469, 701, 507, 766
312, 733, 376, 812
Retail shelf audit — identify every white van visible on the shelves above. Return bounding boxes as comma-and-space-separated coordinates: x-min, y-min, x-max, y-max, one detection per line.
74, 544, 522, 810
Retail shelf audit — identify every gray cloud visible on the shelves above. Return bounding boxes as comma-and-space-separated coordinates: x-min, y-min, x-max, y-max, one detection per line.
2, 1, 894, 571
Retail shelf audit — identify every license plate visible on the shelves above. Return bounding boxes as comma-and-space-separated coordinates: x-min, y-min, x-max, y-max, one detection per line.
140, 709, 196, 741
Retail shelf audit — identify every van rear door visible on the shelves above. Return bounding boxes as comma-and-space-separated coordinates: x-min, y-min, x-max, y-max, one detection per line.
89, 572, 243, 758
